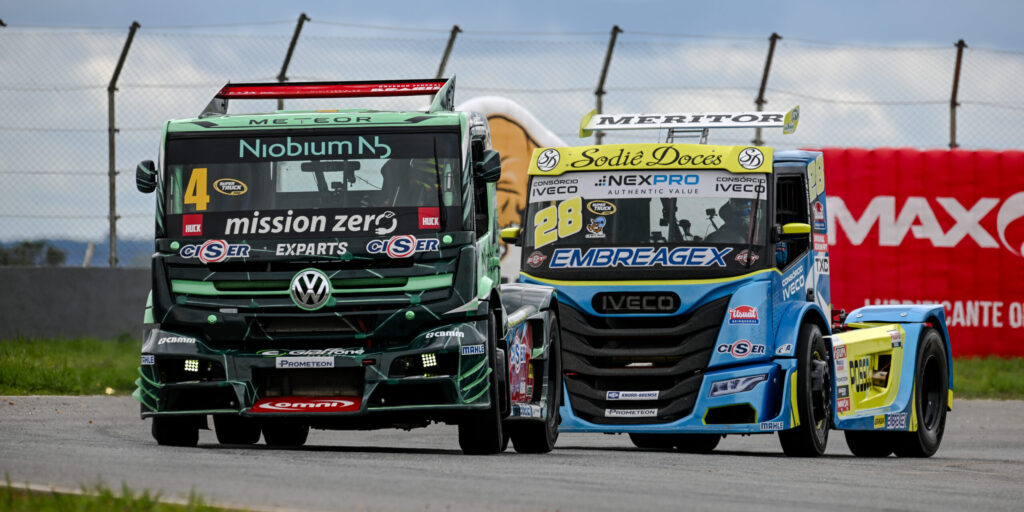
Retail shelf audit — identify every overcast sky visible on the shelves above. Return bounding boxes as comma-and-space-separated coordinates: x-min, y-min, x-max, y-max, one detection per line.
4, 0, 1023, 50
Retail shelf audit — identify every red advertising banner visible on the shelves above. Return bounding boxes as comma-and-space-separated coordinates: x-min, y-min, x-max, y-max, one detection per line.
823, 148, 1024, 357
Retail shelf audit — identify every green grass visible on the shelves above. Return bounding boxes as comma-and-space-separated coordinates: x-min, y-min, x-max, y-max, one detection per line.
1, 337, 1022, 399
0, 336, 139, 395
2, 476, 235, 512
952, 356, 1024, 399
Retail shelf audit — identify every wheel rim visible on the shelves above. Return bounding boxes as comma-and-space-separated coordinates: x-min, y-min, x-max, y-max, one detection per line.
920, 354, 943, 431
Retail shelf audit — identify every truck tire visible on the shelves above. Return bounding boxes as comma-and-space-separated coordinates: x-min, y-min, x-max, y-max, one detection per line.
459, 310, 505, 455
151, 416, 199, 447
844, 430, 895, 457
629, 433, 676, 450
892, 327, 948, 458
213, 414, 261, 445
510, 318, 562, 453
262, 422, 309, 447
779, 322, 831, 457
673, 434, 721, 454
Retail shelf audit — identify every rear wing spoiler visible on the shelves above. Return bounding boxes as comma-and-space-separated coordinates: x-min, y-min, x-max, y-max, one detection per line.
579, 105, 799, 139
200, 77, 456, 117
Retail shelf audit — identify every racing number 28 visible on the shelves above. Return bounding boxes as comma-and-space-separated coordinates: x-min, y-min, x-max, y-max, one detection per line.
534, 196, 582, 248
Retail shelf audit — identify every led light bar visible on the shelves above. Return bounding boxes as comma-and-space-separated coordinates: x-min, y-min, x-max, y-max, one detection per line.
215, 80, 448, 100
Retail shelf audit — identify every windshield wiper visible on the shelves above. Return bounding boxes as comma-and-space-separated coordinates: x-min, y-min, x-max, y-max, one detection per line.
743, 182, 763, 268
432, 137, 447, 230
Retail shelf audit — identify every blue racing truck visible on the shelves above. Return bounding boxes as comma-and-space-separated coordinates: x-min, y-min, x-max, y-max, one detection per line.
501, 107, 953, 456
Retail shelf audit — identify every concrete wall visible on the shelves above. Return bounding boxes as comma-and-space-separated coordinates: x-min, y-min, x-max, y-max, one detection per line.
0, 267, 150, 340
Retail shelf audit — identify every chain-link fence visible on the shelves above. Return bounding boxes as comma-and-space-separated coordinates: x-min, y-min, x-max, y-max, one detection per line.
2, 20, 1022, 267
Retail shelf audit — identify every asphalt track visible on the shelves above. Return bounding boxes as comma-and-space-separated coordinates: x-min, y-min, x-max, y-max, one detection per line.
1, 396, 1022, 511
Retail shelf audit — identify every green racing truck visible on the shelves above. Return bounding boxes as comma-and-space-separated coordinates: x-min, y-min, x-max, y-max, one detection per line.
133, 78, 561, 455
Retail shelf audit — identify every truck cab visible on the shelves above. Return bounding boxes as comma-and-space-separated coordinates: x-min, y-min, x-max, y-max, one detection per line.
134, 79, 561, 455
504, 107, 952, 456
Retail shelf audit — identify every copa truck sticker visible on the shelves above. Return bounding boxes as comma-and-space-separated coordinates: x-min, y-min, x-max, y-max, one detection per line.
179, 239, 250, 263
728, 305, 759, 324
365, 235, 439, 258
716, 339, 766, 358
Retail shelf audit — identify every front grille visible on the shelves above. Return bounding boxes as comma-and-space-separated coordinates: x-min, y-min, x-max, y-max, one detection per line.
253, 367, 363, 398
560, 295, 729, 425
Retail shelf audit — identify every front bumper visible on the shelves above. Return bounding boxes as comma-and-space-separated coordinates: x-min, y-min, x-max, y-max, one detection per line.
135, 322, 494, 420
557, 358, 799, 434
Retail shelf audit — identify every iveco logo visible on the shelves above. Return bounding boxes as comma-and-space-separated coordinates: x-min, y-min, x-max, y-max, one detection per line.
290, 268, 331, 311
592, 292, 680, 315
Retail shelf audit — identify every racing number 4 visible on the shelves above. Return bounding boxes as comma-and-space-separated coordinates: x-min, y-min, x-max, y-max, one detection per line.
534, 196, 582, 248
184, 167, 210, 211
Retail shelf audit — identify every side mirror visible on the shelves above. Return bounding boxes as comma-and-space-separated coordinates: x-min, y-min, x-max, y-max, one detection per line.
500, 227, 521, 245
775, 222, 811, 240
474, 149, 502, 183
136, 160, 157, 194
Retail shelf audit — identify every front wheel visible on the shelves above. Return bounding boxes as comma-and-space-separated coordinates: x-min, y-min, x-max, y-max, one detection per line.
893, 327, 948, 458
779, 323, 831, 457
459, 309, 505, 455
509, 318, 562, 454
151, 416, 199, 447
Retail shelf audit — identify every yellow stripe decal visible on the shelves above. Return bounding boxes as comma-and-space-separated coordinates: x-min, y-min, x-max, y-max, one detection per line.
789, 370, 800, 428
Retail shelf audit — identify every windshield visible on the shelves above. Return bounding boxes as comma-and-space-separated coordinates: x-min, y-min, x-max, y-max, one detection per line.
163, 132, 461, 239
523, 169, 768, 280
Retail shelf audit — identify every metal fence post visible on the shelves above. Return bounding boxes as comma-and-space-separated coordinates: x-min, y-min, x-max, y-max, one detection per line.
950, 39, 967, 149
436, 25, 462, 78
595, 25, 623, 145
277, 13, 310, 111
107, 21, 140, 267
753, 32, 781, 146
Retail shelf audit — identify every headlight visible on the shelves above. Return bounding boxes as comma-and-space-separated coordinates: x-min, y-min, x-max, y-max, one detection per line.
708, 374, 768, 397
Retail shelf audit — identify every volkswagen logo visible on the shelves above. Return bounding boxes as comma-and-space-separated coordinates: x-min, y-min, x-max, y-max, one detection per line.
290, 268, 331, 311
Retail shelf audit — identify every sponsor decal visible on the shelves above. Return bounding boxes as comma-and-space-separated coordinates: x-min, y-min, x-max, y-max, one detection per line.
814, 254, 830, 274
213, 178, 248, 196
813, 233, 828, 252
418, 207, 440, 229
592, 112, 785, 129
776, 343, 793, 355
585, 217, 606, 239
461, 344, 485, 356
836, 359, 847, 372
812, 200, 826, 230
182, 214, 203, 237
837, 385, 849, 399
728, 305, 759, 324
593, 292, 680, 314
888, 329, 903, 348
760, 421, 783, 430
275, 242, 348, 257
587, 200, 617, 215
251, 397, 361, 413
508, 326, 533, 403
536, 148, 560, 172
179, 239, 251, 263
605, 408, 659, 418
426, 330, 465, 339
224, 210, 398, 236
834, 345, 847, 360
530, 177, 579, 198
714, 175, 767, 194
141, 354, 155, 365
289, 269, 332, 311
781, 265, 806, 300
526, 250, 547, 268
837, 397, 851, 413
886, 413, 908, 429
737, 147, 764, 170
836, 374, 849, 386
508, 333, 527, 371
514, 404, 541, 418
594, 172, 700, 188
238, 135, 391, 160
874, 415, 886, 429
365, 235, 440, 258
717, 339, 766, 358
734, 249, 760, 265
258, 348, 364, 357
158, 336, 194, 345
605, 390, 659, 401
574, 147, 721, 171
549, 246, 732, 269
276, 357, 334, 369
